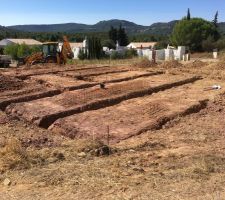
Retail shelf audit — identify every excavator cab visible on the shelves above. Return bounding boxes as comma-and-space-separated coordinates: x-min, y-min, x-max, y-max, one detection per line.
42, 42, 59, 63
25, 36, 73, 66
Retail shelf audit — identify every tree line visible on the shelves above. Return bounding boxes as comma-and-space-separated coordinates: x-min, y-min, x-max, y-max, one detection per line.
170, 9, 225, 52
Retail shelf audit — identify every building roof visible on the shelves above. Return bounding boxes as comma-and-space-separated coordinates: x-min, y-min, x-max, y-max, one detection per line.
0, 38, 42, 46
70, 42, 83, 49
127, 42, 157, 49
7, 39, 42, 45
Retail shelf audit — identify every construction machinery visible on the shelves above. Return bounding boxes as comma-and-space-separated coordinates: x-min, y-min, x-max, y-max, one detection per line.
0, 55, 11, 68
25, 36, 74, 66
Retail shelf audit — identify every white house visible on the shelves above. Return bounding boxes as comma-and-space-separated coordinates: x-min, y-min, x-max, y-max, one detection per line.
127, 42, 157, 50
0, 39, 42, 48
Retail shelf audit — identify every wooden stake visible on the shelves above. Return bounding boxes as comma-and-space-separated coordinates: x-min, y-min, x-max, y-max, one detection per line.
92, 130, 95, 141
107, 125, 110, 145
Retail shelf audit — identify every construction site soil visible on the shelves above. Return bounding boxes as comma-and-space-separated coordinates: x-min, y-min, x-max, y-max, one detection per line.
1, 58, 225, 199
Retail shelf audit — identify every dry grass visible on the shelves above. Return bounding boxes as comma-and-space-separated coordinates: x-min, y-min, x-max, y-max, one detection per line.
0, 138, 31, 173
70, 58, 140, 66
62, 139, 112, 157
0, 138, 62, 173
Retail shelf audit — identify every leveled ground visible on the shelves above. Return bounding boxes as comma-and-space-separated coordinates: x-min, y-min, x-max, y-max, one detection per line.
1, 56, 225, 199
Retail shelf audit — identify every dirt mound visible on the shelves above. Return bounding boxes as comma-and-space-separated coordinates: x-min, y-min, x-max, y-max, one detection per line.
213, 59, 225, 70
132, 58, 157, 68
207, 54, 225, 70
160, 60, 183, 69
185, 60, 208, 68
0, 75, 26, 92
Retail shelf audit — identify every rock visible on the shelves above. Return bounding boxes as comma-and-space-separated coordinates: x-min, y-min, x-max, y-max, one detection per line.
3, 178, 11, 186
95, 145, 111, 156
129, 149, 136, 153
77, 152, 87, 158
48, 157, 58, 163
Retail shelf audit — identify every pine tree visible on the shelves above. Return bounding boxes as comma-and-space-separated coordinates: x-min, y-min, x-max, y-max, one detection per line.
117, 24, 129, 46
87, 37, 102, 60
109, 26, 117, 44
213, 11, 218, 28
187, 8, 191, 20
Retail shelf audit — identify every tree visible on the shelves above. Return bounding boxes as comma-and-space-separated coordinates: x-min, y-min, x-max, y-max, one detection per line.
17, 43, 31, 58
109, 26, 118, 44
3, 44, 42, 60
202, 36, 216, 52
213, 11, 218, 28
83, 37, 102, 59
102, 39, 116, 49
187, 8, 191, 20
4, 44, 19, 59
170, 18, 219, 51
117, 24, 129, 46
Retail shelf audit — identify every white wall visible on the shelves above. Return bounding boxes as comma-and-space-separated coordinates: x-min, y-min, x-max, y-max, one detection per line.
156, 50, 165, 60
72, 47, 82, 59
137, 46, 185, 61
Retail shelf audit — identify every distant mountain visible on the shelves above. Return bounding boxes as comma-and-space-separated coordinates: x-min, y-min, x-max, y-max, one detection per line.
0, 25, 12, 33
0, 25, 20, 38
92, 20, 149, 33
6, 19, 225, 36
145, 20, 178, 35
8, 23, 91, 33
8, 19, 177, 35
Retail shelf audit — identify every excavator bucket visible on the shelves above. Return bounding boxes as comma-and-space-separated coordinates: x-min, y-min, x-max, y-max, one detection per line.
62, 36, 74, 59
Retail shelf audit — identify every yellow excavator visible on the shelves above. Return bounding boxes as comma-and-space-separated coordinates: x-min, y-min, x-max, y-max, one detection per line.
25, 36, 74, 66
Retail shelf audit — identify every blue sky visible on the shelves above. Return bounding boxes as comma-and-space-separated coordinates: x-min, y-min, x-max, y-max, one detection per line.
0, 0, 224, 26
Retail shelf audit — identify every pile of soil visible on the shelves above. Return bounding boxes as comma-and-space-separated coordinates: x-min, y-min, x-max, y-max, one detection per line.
0, 75, 26, 92
185, 60, 208, 68
132, 58, 157, 68
211, 59, 225, 70
160, 60, 183, 69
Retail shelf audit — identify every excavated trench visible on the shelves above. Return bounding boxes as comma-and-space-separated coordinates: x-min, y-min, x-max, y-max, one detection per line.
0, 71, 162, 111
6, 75, 201, 128
49, 78, 224, 144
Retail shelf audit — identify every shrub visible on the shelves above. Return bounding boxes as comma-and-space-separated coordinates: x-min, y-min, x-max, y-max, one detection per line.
4, 43, 42, 60
102, 39, 116, 50
171, 18, 219, 51
124, 49, 137, 58
110, 51, 123, 59
202, 36, 216, 52
216, 38, 225, 51
4, 44, 19, 59
155, 40, 168, 50
78, 49, 87, 60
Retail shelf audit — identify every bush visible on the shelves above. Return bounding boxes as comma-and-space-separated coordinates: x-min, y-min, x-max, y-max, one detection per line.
170, 18, 219, 51
155, 40, 168, 50
202, 36, 216, 52
4, 44, 19, 59
110, 51, 123, 59
216, 38, 225, 51
124, 49, 137, 58
0, 48, 3, 55
4, 43, 42, 60
78, 49, 87, 60
17, 43, 31, 58
102, 39, 116, 50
